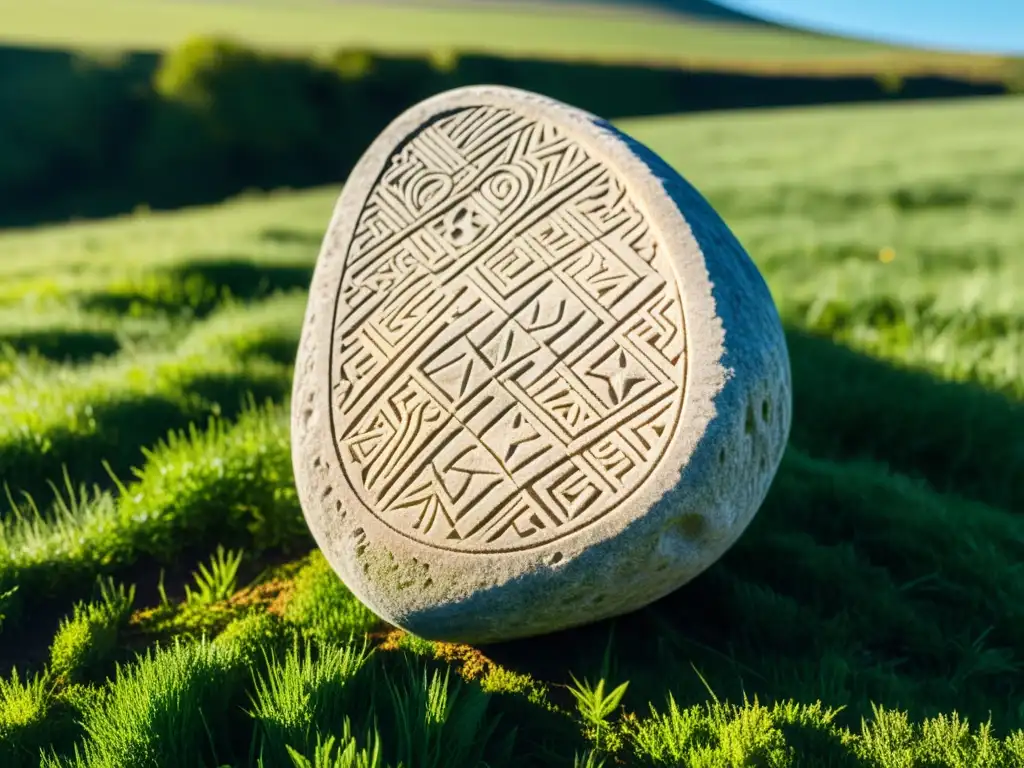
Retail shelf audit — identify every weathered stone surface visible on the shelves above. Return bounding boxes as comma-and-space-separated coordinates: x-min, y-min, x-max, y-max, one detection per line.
291, 85, 791, 644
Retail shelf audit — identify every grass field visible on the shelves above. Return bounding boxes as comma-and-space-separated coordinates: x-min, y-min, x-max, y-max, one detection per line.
1, 94, 1023, 765
0, 0, 1017, 79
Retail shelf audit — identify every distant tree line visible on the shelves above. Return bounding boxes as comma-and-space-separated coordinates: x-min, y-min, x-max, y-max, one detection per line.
0, 37, 1013, 227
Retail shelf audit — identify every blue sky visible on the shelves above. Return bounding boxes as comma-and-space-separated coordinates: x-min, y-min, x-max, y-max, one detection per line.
720, 0, 1024, 54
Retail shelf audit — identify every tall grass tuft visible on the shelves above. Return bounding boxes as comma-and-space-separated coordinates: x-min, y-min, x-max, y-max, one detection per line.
251, 637, 372, 763
49, 576, 136, 684
0, 669, 50, 765
282, 722, 393, 768
44, 639, 242, 768
0, 401, 306, 605
379, 660, 516, 768
184, 545, 244, 606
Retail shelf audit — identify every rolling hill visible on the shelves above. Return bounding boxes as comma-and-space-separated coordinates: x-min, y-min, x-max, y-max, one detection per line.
0, 0, 1014, 79
441, 0, 779, 26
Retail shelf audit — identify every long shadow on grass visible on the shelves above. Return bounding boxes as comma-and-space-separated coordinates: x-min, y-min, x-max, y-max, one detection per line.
787, 329, 1024, 513
0, 329, 121, 364
170, 257, 313, 299
0, 370, 291, 508
462, 329, 1024, 736
80, 257, 313, 319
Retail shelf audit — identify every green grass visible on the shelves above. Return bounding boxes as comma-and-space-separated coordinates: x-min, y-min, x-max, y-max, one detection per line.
0, 94, 1022, 765
0, 306, 297, 503
0, 0, 1014, 78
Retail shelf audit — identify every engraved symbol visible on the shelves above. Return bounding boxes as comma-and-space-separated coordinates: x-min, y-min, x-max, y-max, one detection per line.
623, 398, 673, 456
480, 167, 527, 213
484, 496, 552, 543
478, 322, 540, 371
425, 351, 475, 401
342, 384, 445, 494
588, 348, 646, 406
335, 339, 381, 407
540, 461, 602, 521
531, 372, 600, 436
390, 481, 444, 534
577, 172, 629, 231
374, 276, 448, 344
435, 203, 488, 248
590, 437, 637, 486
522, 298, 564, 332
504, 412, 538, 462
564, 244, 640, 309
629, 289, 684, 366
344, 412, 393, 472
477, 241, 546, 297
529, 214, 589, 263
436, 445, 502, 504
387, 436, 513, 541
408, 172, 453, 214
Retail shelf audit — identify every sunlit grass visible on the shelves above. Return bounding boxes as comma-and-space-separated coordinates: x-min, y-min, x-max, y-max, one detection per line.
0, 402, 306, 610
0, 95, 1021, 765
0, 295, 303, 501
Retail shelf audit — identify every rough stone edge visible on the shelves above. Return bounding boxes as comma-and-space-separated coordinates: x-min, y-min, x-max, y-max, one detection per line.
290, 85, 792, 643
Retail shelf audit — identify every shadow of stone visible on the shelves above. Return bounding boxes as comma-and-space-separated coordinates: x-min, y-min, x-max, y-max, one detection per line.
786, 328, 1024, 513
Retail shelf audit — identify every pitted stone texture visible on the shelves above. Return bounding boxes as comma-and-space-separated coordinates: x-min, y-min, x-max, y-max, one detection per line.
292, 85, 791, 644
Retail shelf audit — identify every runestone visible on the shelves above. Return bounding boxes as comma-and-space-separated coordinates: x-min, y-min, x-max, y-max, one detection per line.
292, 86, 791, 643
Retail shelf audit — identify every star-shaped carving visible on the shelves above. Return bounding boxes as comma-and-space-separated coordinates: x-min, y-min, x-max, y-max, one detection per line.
588, 348, 647, 407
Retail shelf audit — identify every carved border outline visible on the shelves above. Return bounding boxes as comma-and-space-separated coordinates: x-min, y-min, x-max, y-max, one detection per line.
325, 106, 690, 554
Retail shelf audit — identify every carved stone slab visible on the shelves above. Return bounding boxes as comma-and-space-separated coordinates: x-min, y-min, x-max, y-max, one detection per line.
291, 86, 791, 643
